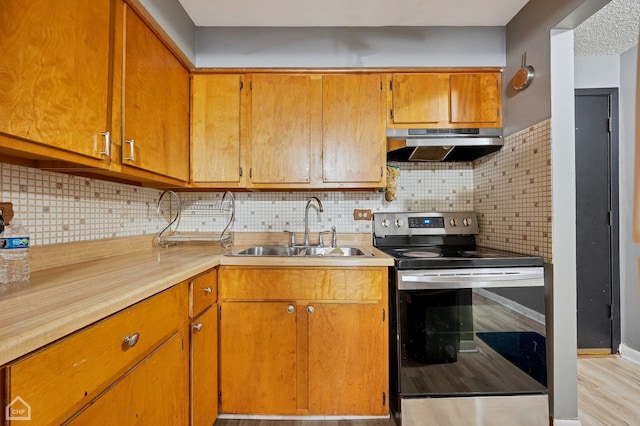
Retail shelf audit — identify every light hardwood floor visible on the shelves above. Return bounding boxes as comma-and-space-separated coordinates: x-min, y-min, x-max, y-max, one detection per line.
578, 355, 640, 426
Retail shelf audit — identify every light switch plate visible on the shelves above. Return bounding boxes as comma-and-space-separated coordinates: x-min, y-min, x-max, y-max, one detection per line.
353, 209, 372, 221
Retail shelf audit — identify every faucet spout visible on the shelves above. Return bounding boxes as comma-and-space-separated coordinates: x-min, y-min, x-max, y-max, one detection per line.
303, 197, 324, 246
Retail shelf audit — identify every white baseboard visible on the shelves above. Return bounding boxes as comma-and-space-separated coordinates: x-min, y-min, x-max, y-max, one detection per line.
619, 343, 640, 364
553, 419, 582, 426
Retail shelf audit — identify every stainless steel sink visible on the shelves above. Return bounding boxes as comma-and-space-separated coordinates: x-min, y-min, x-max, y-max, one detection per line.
229, 245, 372, 257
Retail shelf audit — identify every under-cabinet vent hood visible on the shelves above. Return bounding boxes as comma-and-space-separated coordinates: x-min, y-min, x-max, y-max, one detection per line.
386, 128, 503, 162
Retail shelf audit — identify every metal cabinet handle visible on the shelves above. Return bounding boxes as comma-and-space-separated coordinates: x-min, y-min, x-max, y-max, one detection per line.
99, 131, 111, 157
123, 332, 140, 349
124, 139, 135, 161
193, 323, 203, 332
287, 305, 295, 314
204, 286, 213, 295
307, 306, 315, 314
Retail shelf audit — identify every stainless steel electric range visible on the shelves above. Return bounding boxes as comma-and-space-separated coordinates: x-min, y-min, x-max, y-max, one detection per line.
373, 212, 549, 425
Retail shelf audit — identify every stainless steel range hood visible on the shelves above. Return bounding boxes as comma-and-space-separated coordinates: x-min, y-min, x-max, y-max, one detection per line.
386, 128, 503, 162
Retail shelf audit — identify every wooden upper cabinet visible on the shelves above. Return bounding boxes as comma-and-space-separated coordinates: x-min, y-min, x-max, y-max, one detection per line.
248, 74, 316, 186
450, 73, 501, 125
388, 71, 502, 128
0, 0, 112, 162
322, 75, 386, 185
191, 74, 244, 186
391, 73, 442, 124
122, 5, 189, 182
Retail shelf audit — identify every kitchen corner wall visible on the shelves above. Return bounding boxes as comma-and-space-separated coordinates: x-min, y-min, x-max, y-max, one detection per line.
0, 162, 473, 247
474, 119, 552, 262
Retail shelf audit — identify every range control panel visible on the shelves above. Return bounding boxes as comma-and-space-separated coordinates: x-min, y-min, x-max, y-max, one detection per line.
373, 212, 479, 237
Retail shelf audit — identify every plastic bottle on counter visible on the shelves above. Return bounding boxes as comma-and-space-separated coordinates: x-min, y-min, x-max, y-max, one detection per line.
0, 220, 30, 284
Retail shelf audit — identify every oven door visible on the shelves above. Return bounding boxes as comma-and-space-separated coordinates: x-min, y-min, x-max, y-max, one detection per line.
393, 267, 547, 399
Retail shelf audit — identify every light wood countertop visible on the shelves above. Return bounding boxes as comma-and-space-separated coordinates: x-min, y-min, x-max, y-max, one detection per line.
0, 237, 393, 366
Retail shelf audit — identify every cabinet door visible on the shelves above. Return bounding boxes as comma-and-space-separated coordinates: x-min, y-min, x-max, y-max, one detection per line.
191, 306, 218, 426
0, 0, 112, 160
67, 332, 188, 425
123, 6, 189, 181
219, 302, 297, 414
322, 74, 386, 184
249, 74, 314, 185
191, 74, 243, 186
308, 303, 387, 415
391, 73, 441, 124
449, 73, 501, 125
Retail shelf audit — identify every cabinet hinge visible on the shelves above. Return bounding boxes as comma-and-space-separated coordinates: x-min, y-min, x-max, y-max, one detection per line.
380, 81, 383, 91
608, 117, 612, 133
240, 80, 244, 91
219, 391, 222, 404
608, 304, 613, 320
382, 308, 385, 322
607, 211, 611, 226
219, 306, 222, 320
389, 80, 393, 91
239, 167, 243, 177
382, 392, 386, 406
250, 81, 253, 91
390, 109, 394, 120
250, 168, 253, 179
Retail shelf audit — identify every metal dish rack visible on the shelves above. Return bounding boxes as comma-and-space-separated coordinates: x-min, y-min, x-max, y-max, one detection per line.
156, 190, 235, 249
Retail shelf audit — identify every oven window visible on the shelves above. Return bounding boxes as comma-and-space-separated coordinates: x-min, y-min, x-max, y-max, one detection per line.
397, 287, 547, 397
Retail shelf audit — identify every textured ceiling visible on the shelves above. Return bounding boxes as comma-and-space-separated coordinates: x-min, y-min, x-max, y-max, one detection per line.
574, 0, 640, 56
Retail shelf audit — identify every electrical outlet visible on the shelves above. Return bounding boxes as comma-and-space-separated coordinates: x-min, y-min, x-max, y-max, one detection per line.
353, 209, 372, 221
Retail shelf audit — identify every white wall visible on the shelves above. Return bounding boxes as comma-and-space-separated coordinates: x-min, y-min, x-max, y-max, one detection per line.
574, 55, 620, 88
195, 27, 505, 68
619, 45, 640, 355
549, 29, 579, 423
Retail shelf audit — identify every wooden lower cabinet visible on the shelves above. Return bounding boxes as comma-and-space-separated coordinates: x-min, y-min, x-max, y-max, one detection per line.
308, 303, 386, 415
218, 267, 388, 416
3, 283, 188, 425
219, 302, 297, 415
190, 305, 219, 426
67, 331, 188, 425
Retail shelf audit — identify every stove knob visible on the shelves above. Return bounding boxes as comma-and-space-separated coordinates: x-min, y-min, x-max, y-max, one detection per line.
463, 218, 472, 227
381, 219, 391, 228
395, 219, 404, 228
449, 218, 457, 227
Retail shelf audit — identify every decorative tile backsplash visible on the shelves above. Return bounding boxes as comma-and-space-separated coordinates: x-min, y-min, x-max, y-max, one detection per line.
474, 119, 553, 262
0, 162, 474, 246
1, 121, 552, 259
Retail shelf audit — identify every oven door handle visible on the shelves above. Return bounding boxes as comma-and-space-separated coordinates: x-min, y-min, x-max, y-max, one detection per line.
398, 268, 544, 290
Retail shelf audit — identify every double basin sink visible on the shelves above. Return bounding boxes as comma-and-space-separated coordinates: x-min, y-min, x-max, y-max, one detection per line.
229, 245, 372, 257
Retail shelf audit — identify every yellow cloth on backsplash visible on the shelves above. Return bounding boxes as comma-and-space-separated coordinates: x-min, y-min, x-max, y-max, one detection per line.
385, 165, 400, 202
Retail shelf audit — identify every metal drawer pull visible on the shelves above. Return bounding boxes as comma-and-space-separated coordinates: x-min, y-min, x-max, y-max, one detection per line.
204, 286, 213, 295
287, 305, 295, 313
123, 332, 140, 349
307, 306, 315, 314
193, 323, 203, 332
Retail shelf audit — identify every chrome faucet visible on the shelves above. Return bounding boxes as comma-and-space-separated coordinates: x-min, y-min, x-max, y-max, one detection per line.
303, 196, 324, 246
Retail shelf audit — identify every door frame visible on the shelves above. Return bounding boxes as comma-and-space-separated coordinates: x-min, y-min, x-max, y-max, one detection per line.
575, 88, 620, 353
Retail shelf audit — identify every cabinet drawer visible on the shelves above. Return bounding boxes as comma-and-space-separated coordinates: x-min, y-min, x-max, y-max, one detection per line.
190, 269, 217, 318
219, 267, 384, 301
5, 282, 186, 424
